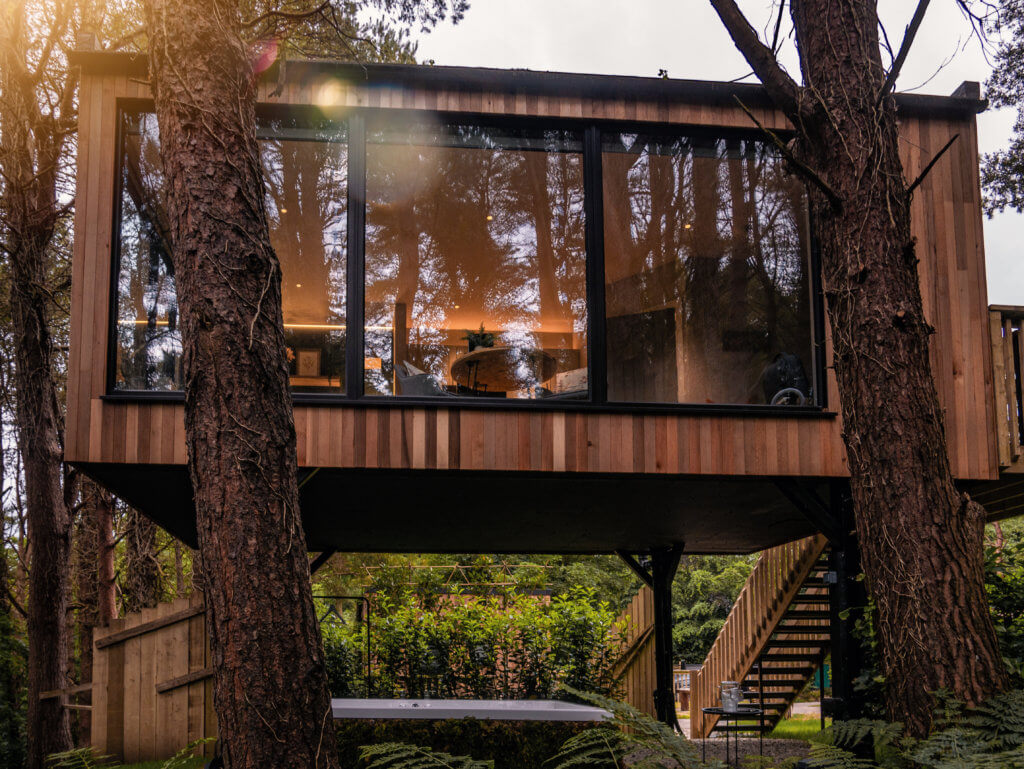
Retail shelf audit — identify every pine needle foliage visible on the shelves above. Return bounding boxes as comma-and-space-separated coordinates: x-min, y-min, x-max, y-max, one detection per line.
358, 742, 495, 769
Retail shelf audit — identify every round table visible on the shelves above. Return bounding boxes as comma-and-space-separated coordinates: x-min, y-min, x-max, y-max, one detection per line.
701, 706, 764, 768
450, 347, 557, 393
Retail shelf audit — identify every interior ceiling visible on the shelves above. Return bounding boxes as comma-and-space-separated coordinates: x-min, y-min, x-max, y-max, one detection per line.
76, 462, 823, 555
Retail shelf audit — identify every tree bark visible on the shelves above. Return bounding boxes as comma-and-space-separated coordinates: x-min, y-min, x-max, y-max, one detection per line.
73, 478, 117, 743
143, 2, 339, 766
709, 0, 1007, 734
0, 4, 76, 764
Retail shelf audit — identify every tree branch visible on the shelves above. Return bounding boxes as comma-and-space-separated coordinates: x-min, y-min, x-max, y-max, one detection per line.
3, 582, 27, 619
709, 0, 806, 121
907, 133, 959, 196
735, 97, 842, 211
877, 0, 931, 105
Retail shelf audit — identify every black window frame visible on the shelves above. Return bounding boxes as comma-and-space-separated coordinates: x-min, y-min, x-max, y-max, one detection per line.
105, 99, 829, 418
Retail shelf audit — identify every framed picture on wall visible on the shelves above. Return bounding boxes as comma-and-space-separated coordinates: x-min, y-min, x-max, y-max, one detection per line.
297, 349, 321, 377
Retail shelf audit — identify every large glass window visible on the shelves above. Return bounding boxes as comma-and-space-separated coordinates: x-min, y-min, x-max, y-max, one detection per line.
363, 120, 588, 399
112, 108, 817, 409
113, 111, 348, 393
602, 134, 814, 405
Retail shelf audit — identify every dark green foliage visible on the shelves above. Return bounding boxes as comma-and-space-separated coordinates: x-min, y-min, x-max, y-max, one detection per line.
671, 555, 755, 665
358, 742, 494, 769
321, 588, 625, 699
802, 689, 1024, 769
338, 718, 586, 769
982, 1, 1024, 215
985, 521, 1024, 672
0, 597, 26, 766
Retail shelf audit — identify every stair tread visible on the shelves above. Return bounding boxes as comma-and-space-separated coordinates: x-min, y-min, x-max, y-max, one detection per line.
761, 653, 827, 661
764, 640, 830, 648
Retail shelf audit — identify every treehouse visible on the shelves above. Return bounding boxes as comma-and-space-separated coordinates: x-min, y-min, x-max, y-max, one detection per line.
67, 50, 1024, 730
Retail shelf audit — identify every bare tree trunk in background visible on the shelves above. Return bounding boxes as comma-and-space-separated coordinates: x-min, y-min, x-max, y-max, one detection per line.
73, 478, 116, 728
120, 506, 162, 613
143, 1, 339, 765
710, 0, 1008, 734
0, 4, 77, 764
74, 480, 116, 742
174, 542, 186, 597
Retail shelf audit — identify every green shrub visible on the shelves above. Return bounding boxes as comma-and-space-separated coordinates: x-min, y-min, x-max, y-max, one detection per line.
322, 587, 627, 700
337, 718, 588, 769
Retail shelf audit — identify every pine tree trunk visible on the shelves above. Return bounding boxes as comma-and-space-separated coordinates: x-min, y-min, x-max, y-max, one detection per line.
710, 0, 1008, 735
0, 5, 75, 764
143, 2, 339, 765
790, 2, 1007, 733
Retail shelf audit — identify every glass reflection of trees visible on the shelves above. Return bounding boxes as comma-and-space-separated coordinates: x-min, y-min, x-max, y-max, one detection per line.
114, 113, 348, 393
364, 122, 587, 398
602, 134, 813, 405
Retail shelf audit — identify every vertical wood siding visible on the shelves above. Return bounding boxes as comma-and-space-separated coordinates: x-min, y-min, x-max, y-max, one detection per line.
66, 72, 997, 480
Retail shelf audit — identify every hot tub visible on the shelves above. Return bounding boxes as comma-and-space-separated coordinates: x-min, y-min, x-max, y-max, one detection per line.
331, 698, 610, 722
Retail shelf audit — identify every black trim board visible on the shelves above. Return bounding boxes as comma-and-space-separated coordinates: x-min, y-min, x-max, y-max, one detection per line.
71, 52, 986, 118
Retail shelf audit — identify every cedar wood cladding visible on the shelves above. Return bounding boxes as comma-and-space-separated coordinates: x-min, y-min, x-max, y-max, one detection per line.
66, 56, 998, 480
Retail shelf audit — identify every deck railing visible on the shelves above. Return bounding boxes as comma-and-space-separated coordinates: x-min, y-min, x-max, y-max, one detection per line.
689, 534, 828, 738
991, 306, 1024, 472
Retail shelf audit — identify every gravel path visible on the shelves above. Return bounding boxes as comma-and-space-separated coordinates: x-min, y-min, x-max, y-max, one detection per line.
695, 736, 811, 766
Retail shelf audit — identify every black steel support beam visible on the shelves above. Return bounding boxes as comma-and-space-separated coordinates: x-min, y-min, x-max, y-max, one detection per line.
827, 482, 869, 721
651, 544, 684, 730
309, 550, 337, 576
775, 479, 840, 540
615, 550, 654, 588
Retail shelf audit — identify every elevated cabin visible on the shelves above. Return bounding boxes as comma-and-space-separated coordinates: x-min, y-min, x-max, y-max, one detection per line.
67, 51, 1020, 556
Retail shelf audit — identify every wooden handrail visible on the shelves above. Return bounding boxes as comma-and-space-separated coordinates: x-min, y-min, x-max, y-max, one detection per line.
689, 534, 828, 738
991, 307, 1023, 470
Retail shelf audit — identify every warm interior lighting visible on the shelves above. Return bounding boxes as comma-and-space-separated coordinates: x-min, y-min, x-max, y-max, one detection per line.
120, 319, 400, 332
280, 208, 288, 214
684, 223, 692, 229
296, 283, 302, 288
486, 214, 494, 221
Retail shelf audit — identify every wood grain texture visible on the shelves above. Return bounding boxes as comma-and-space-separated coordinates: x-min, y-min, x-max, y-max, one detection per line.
66, 73, 998, 481
91, 595, 211, 762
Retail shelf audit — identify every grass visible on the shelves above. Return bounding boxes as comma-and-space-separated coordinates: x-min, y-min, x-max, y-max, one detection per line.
768, 714, 831, 741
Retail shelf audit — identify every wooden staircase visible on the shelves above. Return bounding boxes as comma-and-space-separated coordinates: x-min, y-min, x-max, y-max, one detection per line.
689, 535, 830, 738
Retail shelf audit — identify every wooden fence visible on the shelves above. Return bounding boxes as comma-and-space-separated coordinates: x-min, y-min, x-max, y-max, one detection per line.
612, 586, 657, 719
91, 593, 215, 762
90, 586, 661, 759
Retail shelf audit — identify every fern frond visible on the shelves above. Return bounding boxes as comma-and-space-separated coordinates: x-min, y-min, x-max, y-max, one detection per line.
803, 743, 878, 769
46, 748, 114, 769
358, 741, 494, 769
545, 726, 631, 768
964, 689, 1024, 748
161, 737, 216, 768
556, 685, 700, 768
817, 719, 901, 753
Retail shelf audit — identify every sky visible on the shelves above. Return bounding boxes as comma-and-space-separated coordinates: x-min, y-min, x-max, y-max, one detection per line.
409, 0, 1023, 305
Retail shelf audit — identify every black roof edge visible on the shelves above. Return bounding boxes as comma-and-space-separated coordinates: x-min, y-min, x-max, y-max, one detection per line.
69, 51, 988, 118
